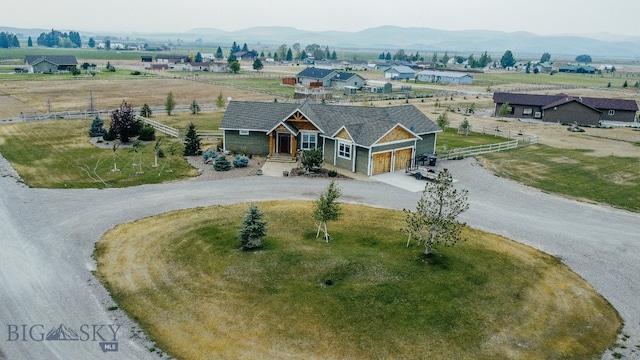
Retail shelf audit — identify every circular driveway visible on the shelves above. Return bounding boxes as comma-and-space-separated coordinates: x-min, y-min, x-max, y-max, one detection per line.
0, 157, 638, 359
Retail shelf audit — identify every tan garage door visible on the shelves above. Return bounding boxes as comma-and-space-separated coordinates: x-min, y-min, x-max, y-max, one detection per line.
394, 148, 413, 172
372, 152, 392, 175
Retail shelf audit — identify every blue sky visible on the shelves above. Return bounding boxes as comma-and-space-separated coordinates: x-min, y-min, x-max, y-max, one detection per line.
3, 0, 639, 37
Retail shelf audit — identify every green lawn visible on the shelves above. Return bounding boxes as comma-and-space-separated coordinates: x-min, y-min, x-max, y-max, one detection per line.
437, 127, 507, 149
95, 201, 620, 360
473, 71, 640, 89
0, 119, 197, 188
478, 145, 640, 212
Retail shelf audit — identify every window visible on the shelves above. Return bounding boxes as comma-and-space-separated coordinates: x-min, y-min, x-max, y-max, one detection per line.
608, 110, 615, 116
522, 108, 533, 115
301, 133, 317, 150
338, 141, 351, 160
239, 130, 249, 136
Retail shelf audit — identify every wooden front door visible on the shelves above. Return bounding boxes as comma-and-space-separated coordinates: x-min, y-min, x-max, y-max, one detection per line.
277, 133, 291, 154
372, 152, 392, 175
394, 148, 413, 172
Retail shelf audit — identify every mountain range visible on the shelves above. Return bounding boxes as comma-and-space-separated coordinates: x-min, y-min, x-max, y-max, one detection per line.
3, 25, 640, 59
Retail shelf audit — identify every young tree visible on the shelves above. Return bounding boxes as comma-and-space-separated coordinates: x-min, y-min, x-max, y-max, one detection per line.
286, 48, 293, 61
458, 118, 471, 135
190, 100, 200, 115
229, 60, 240, 73
436, 112, 449, 129
497, 102, 511, 118
183, 123, 201, 156
239, 204, 268, 250
403, 168, 468, 255
165, 91, 175, 115
500, 50, 516, 68
313, 180, 342, 242
441, 51, 450, 67
88, 114, 105, 137
140, 103, 152, 117
253, 58, 264, 72
109, 101, 141, 143
215, 91, 226, 108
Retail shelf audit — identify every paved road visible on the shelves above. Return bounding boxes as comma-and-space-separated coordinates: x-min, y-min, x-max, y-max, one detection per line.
0, 157, 638, 359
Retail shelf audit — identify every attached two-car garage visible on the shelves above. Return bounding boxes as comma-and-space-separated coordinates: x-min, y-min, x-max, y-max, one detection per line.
372, 148, 413, 175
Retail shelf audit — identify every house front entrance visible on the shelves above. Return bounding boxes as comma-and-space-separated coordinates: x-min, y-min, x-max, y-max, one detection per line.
277, 133, 291, 154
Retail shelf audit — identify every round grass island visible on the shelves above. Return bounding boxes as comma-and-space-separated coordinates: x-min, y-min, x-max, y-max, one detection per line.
94, 201, 620, 359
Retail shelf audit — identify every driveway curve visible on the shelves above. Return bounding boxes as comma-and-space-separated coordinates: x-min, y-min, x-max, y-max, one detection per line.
0, 157, 638, 359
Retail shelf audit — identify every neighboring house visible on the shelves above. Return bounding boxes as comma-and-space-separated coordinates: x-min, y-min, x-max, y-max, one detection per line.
150, 63, 169, 71
384, 65, 415, 80
155, 55, 190, 64
208, 62, 229, 72
141, 56, 153, 62
534, 62, 554, 73
493, 92, 639, 125
233, 50, 258, 60
186, 62, 214, 71
343, 60, 368, 71
25, 55, 78, 74
416, 70, 473, 85
362, 81, 393, 94
297, 68, 339, 87
558, 65, 596, 74
331, 72, 366, 90
220, 100, 441, 176
314, 60, 343, 70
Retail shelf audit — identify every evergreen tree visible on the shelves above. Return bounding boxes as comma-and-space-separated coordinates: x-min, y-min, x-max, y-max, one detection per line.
215, 46, 223, 59
500, 50, 516, 68
242, 43, 249, 52
239, 204, 268, 250
183, 123, 201, 156
195, 52, 203, 62
540, 52, 551, 63
402, 168, 469, 255
313, 180, 342, 242
190, 100, 200, 114
88, 37, 95, 48
253, 58, 264, 71
165, 91, 175, 115
331, 50, 337, 60
140, 103, 152, 117
27, 36, 33, 47
88, 114, 105, 137
286, 48, 293, 61
213, 155, 231, 171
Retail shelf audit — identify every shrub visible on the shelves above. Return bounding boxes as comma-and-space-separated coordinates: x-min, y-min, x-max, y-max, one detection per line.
328, 170, 338, 177
157, 148, 165, 158
214, 155, 232, 171
137, 124, 156, 141
88, 115, 105, 137
131, 71, 141, 75
301, 148, 323, 171
102, 130, 116, 141
233, 156, 249, 168
203, 150, 219, 162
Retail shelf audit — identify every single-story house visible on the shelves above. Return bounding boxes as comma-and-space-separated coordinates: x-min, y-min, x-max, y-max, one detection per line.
534, 62, 554, 73
314, 60, 343, 70
185, 62, 213, 71
233, 50, 258, 60
24, 55, 78, 73
150, 63, 169, 71
331, 72, 366, 90
155, 55, 190, 64
208, 62, 229, 73
220, 100, 441, 176
558, 65, 596, 74
297, 67, 338, 87
493, 92, 639, 125
384, 65, 415, 80
416, 70, 473, 85
343, 60, 368, 71
141, 56, 153, 62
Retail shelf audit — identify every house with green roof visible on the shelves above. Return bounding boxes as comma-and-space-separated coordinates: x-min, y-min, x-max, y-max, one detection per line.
220, 100, 441, 176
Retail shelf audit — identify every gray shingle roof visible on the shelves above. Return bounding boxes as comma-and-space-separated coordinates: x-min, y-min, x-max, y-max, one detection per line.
296, 67, 337, 79
25, 55, 78, 66
494, 92, 638, 111
221, 101, 440, 147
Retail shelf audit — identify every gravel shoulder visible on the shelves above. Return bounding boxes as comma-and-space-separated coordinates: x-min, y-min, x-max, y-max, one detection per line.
0, 154, 638, 359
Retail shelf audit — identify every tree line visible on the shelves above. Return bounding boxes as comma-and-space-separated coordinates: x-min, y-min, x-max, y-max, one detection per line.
0, 32, 19, 48
36, 29, 81, 48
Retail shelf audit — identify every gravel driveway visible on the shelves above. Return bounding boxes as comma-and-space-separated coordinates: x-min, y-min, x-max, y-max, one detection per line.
0, 156, 638, 359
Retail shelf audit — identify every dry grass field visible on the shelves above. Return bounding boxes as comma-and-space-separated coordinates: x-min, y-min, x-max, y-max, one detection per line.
95, 201, 620, 360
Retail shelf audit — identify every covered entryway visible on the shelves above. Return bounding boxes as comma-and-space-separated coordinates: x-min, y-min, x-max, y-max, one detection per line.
372, 151, 392, 175
277, 133, 291, 154
394, 148, 413, 172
